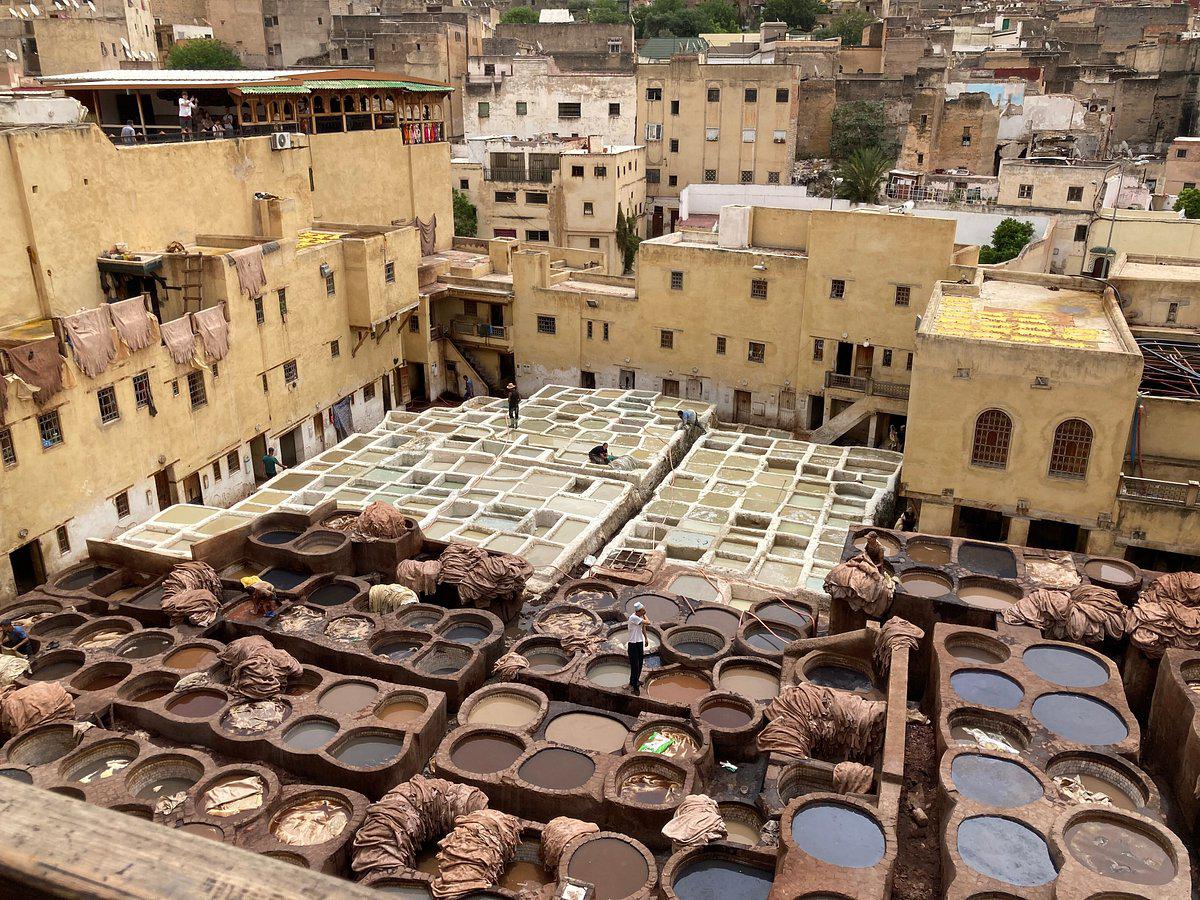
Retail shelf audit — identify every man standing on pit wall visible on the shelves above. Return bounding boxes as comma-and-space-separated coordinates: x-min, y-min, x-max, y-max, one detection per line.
506, 382, 520, 428
627, 601, 648, 695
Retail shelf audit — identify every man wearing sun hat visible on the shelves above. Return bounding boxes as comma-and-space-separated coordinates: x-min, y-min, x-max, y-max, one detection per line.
627, 601, 648, 695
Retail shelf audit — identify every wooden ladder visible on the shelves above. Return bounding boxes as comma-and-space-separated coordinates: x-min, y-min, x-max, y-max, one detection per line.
181, 253, 204, 312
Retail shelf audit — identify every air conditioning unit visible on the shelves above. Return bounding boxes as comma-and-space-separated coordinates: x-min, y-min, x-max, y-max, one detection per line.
270, 132, 292, 151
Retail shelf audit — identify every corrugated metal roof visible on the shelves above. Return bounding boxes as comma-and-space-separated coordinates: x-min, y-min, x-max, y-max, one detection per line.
638, 37, 708, 60
300, 79, 452, 92
238, 85, 313, 95
40, 69, 323, 86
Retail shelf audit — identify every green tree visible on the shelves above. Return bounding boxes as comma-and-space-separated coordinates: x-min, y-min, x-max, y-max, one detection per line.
978, 217, 1035, 264
500, 5, 539, 24
633, 0, 707, 37
616, 204, 642, 273
760, 0, 825, 31
835, 147, 892, 204
815, 9, 874, 45
1174, 187, 1200, 219
697, 0, 741, 32
165, 38, 243, 69
587, 0, 629, 23
830, 99, 895, 160
452, 189, 477, 237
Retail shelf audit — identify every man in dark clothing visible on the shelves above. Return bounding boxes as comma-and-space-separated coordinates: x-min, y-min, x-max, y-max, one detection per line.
588, 442, 612, 465
262, 447, 284, 479
506, 383, 520, 428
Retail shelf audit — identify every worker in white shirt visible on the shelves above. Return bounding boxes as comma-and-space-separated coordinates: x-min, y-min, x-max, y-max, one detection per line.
627, 601, 648, 695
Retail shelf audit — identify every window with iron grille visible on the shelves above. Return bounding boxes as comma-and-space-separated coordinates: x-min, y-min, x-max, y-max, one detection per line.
882, 349, 893, 367
330, 339, 340, 358
526, 230, 549, 241
464, 300, 478, 316
38, 410, 63, 448
776, 87, 789, 102
751, 279, 768, 300
227, 450, 240, 473
0, 426, 15, 467
385, 261, 395, 283
608, 103, 620, 116
283, 359, 298, 384
748, 341, 765, 363
1048, 418, 1092, 478
364, 382, 376, 401
660, 330, 673, 349
1067, 186, 1084, 202
56, 525, 70, 554
895, 285, 911, 306
906, 352, 913, 371
744, 88, 757, 102
537, 315, 557, 335
587, 320, 594, 340
670, 271, 684, 290
740, 170, 753, 184
187, 371, 207, 408
602, 322, 610, 341
669, 139, 679, 153
1074, 224, 1088, 242
716, 336, 726, 355
1167, 302, 1180, 324
971, 409, 1012, 469
707, 87, 720, 102
830, 279, 845, 299
647, 168, 660, 184
254, 296, 265, 325
516, 101, 527, 115
558, 102, 581, 118
172, 379, 179, 396
583, 201, 594, 215
112, 490, 130, 519
278, 288, 288, 319
325, 272, 336, 296
526, 191, 548, 204
669, 175, 678, 186
813, 338, 824, 361
495, 190, 517, 203
704, 169, 716, 183
409, 315, 419, 333
670, 99, 679, 115
646, 87, 662, 101
212, 461, 222, 481
97, 385, 120, 423
1017, 183, 1033, 200
767, 171, 780, 184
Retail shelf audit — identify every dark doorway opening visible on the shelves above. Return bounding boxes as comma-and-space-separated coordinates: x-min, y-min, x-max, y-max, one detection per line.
581, 371, 596, 389
183, 472, 203, 504
9, 540, 45, 595
734, 390, 752, 423
836, 341, 854, 376
154, 468, 174, 510
499, 353, 516, 389
808, 394, 825, 430
1125, 544, 1200, 573
409, 362, 428, 401
952, 505, 1008, 543
250, 433, 268, 482
277, 427, 300, 468
1027, 519, 1085, 553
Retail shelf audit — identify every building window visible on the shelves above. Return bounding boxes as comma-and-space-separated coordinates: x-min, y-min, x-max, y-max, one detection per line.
742, 129, 756, 143
330, 339, 340, 358
1067, 186, 1084, 202
583, 201, 594, 216
97, 385, 120, 423
172, 379, 179, 396
385, 261, 395, 283
830, 279, 846, 299
478, 101, 490, 118
571, 165, 585, 177
463, 300, 479, 317
882, 349, 893, 367
895, 285, 911, 306
906, 352, 913, 371
812, 338, 824, 360
704, 169, 717, 183
460, 178, 470, 190
716, 336, 726, 355
187, 371, 207, 408
705, 127, 719, 142
593, 166, 607, 178
261, 373, 269, 393
516, 101, 527, 116
971, 409, 1012, 469
409, 315, 420, 333
772, 129, 787, 144
707, 87, 720, 102
1177, 148, 1188, 158
744, 88, 757, 102
325, 272, 336, 295
776, 87, 789, 102
669, 138, 679, 153
364, 382, 376, 401
278, 288, 288, 319
525, 230, 549, 241
254, 296, 265, 325
602, 322, 610, 341
916, 153, 924, 166
537, 315, 557, 335
660, 330, 673, 349
38, 410, 63, 448
670, 99, 679, 115
647, 168, 661, 184
748, 341, 765, 363
740, 170, 753, 184
608, 38, 621, 52
1017, 183, 1033, 200
558, 102, 581, 118
961, 127, 971, 146
282, 359, 298, 385
587, 320, 594, 340
1047, 418, 1093, 478
668, 175, 678, 187
211, 461, 222, 482
0, 426, 15, 467
227, 450, 240, 473
1167, 302, 1180, 324
646, 87, 662, 101
670, 271, 684, 290
589, 237, 601, 248
495, 191, 517, 203
608, 102, 620, 116
751, 279, 768, 299
526, 191, 548, 205
56, 525, 70, 555
1074, 224, 1088, 242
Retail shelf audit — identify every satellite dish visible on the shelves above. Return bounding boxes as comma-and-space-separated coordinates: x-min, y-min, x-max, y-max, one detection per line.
8, 8, 17, 17
4, 48, 16, 60
119, 36, 129, 49
28, 3, 38, 14
17, 7, 27, 16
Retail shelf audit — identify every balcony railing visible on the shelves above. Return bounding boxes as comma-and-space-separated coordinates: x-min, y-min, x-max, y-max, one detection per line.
885, 185, 995, 205
824, 371, 910, 400
485, 168, 554, 184
1119, 475, 1198, 506
450, 319, 510, 345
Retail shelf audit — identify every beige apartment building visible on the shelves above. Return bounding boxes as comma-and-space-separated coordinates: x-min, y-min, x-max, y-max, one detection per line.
636, 57, 800, 235
453, 137, 646, 275
0, 119, 452, 600
0, 0, 157, 76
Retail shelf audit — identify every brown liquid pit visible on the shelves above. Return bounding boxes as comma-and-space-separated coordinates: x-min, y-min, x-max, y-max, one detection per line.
906, 541, 951, 565
1083, 559, 1138, 585
700, 701, 753, 729
545, 712, 629, 753
465, 693, 540, 728
646, 671, 712, 704
416, 847, 441, 876
685, 608, 741, 636
376, 698, 426, 724
164, 646, 217, 670
1075, 774, 1138, 811
566, 838, 649, 900
78, 672, 127, 691
948, 642, 1007, 664
1065, 819, 1175, 886
318, 681, 379, 714
132, 686, 172, 702
499, 860, 552, 892
180, 822, 224, 840
853, 533, 902, 557
30, 660, 82, 681
957, 584, 1016, 611
526, 652, 567, 672
167, 690, 228, 718
450, 735, 524, 773
724, 818, 761, 846
899, 571, 952, 598
518, 747, 596, 790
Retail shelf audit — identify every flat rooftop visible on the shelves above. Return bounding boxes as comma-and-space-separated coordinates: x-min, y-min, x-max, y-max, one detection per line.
1112, 258, 1200, 283
928, 279, 1123, 351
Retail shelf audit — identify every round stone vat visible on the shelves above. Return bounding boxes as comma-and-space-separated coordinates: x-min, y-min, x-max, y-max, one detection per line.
394, 605, 447, 631
281, 717, 340, 752
789, 801, 886, 869
645, 669, 713, 705
898, 569, 953, 599
546, 711, 629, 753
162, 643, 219, 671
944, 632, 1011, 665
374, 691, 429, 726
683, 604, 741, 639
694, 692, 757, 731
1046, 751, 1152, 812
0, 768, 33, 783
27, 649, 85, 682
947, 709, 1031, 753
199, 771, 268, 818
222, 699, 290, 736
670, 851, 773, 900
614, 756, 686, 806
70, 661, 133, 692
1082, 557, 1141, 591
1062, 809, 1177, 887
957, 815, 1056, 886
270, 791, 353, 846
585, 652, 632, 689
459, 684, 546, 732
284, 669, 321, 696
511, 635, 576, 674
318, 680, 380, 715
328, 727, 407, 769
178, 822, 226, 841
621, 592, 682, 625
449, 729, 526, 774
560, 580, 621, 617
498, 840, 554, 894
739, 620, 803, 657
28, 613, 87, 641
370, 632, 424, 663
956, 577, 1022, 612
628, 720, 705, 761
535, 603, 604, 641
53, 563, 114, 591
562, 834, 653, 900
662, 624, 730, 665
749, 599, 814, 636
852, 530, 902, 558
294, 529, 351, 553
801, 653, 876, 694
714, 657, 781, 702
71, 618, 135, 649
716, 802, 765, 847
124, 754, 204, 802
305, 579, 361, 608
949, 669, 1024, 709
114, 631, 176, 660
253, 528, 302, 546
518, 747, 596, 791
904, 538, 951, 566
1032, 693, 1129, 746
7, 723, 78, 767
667, 572, 725, 604
117, 672, 179, 704
607, 622, 662, 655
949, 752, 1044, 808
324, 615, 374, 644
958, 542, 1018, 579
1022, 644, 1111, 688
61, 738, 140, 785
166, 689, 229, 719
438, 612, 495, 646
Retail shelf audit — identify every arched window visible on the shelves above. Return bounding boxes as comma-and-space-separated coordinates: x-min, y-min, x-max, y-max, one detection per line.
1049, 419, 1093, 478
971, 409, 1012, 469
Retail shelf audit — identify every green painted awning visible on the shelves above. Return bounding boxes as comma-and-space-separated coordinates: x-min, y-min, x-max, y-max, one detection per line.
301, 79, 452, 92
238, 85, 312, 95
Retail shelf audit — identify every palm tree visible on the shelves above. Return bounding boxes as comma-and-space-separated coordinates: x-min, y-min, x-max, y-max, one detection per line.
835, 147, 893, 205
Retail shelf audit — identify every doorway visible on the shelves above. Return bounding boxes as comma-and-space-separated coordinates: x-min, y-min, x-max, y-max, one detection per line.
312, 414, 326, 452
499, 353, 516, 388
1027, 519, 1085, 553
808, 394, 825, 430
854, 345, 874, 379
489, 304, 504, 328
652, 206, 664, 238
409, 363, 428, 402
836, 342, 854, 376
661, 378, 680, 397
734, 390, 752, 423
581, 371, 596, 389
8, 540, 45, 595
382, 373, 393, 411
250, 433, 268, 481
153, 468, 174, 510
278, 427, 300, 468
952, 505, 1008, 543
619, 368, 636, 390
183, 472, 203, 504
